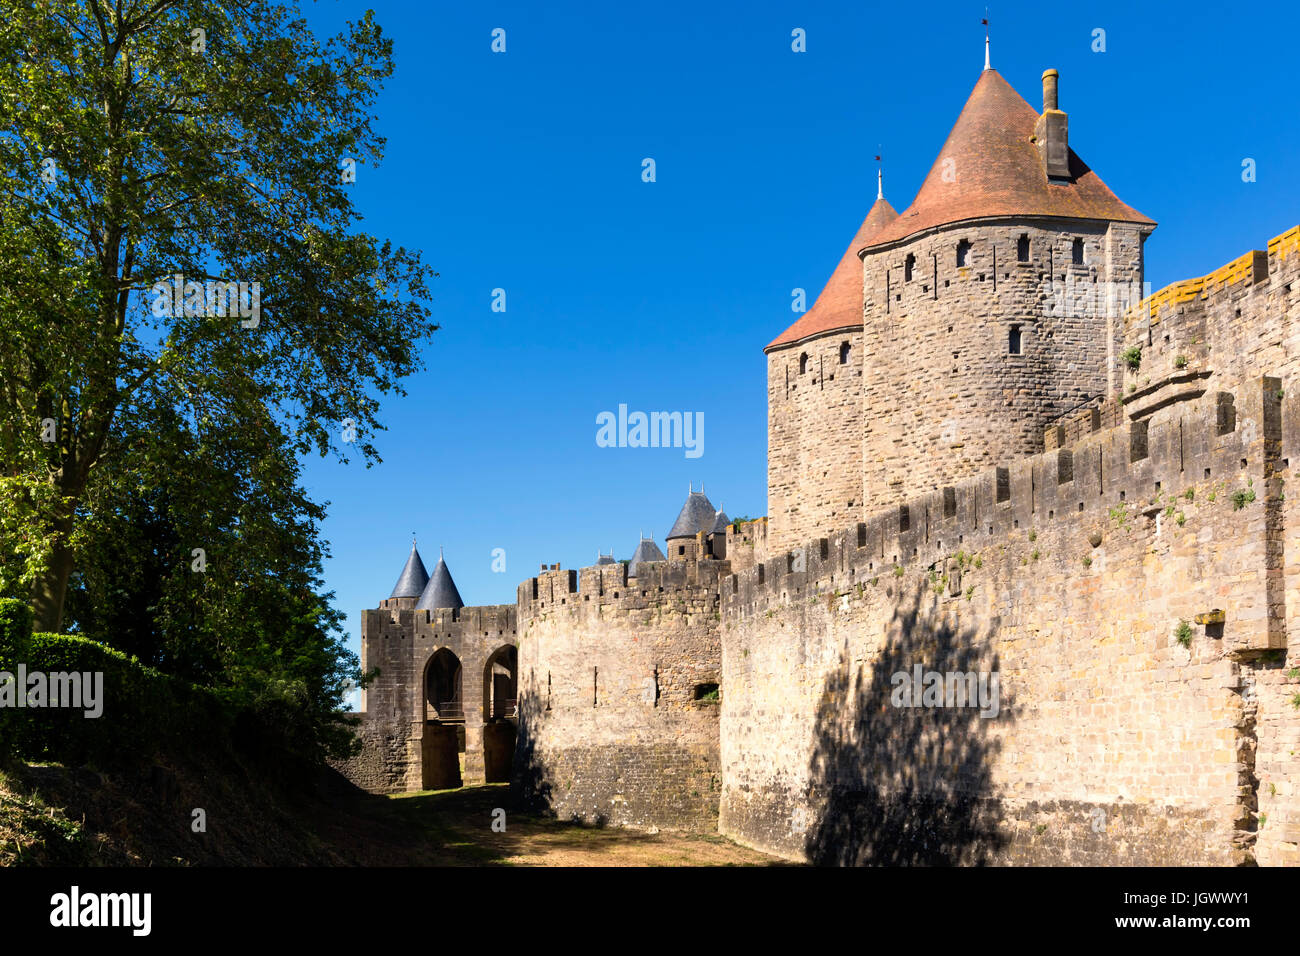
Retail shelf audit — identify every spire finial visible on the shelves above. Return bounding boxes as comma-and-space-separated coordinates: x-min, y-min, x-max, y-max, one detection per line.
983, 11, 990, 70
875, 153, 883, 200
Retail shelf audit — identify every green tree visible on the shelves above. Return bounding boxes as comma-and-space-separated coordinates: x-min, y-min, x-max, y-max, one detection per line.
63, 394, 356, 720
0, 0, 437, 630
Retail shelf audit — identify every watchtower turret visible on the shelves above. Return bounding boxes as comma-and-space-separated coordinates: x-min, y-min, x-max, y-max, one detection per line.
381, 539, 429, 610
856, 66, 1154, 509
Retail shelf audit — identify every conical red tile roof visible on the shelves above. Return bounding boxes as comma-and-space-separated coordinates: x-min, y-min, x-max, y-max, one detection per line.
860, 69, 1153, 252
766, 195, 898, 351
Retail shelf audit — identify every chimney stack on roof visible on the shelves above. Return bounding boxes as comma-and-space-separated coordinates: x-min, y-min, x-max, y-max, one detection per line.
1042, 68, 1059, 111
1034, 68, 1071, 181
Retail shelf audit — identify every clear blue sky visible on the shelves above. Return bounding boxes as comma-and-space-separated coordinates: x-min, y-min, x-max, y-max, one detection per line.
297, 0, 1300, 664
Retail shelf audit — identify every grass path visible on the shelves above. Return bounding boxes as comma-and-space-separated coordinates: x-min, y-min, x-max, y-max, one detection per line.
323, 783, 785, 866
3, 761, 787, 866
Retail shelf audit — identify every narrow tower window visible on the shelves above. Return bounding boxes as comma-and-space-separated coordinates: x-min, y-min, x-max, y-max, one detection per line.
904, 253, 915, 281
1008, 325, 1023, 355
1017, 234, 1029, 262
839, 341, 850, 365
799, 352, 808, 374
1072, 238, 1084, 265
956, 240, 971, 267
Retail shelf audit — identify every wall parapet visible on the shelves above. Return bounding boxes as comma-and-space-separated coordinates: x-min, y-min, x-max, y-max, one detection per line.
516, 555, 733, 622
727, 377, 1282, 651
1124, 225, 1299, 333
1043, 397, 1123, 449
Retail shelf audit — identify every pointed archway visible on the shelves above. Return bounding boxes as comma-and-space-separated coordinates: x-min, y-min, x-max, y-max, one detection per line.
421, 648, 464, 790
481, 645, 518, 783
425, 647, 463, 722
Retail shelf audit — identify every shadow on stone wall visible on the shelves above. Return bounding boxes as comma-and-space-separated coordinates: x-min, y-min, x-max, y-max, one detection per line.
510, 695, 553, 813
805, 584, 1012, 865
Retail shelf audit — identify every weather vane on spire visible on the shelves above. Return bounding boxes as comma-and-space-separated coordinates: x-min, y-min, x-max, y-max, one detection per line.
875, 151, 883, 200
983, 10, 991, 71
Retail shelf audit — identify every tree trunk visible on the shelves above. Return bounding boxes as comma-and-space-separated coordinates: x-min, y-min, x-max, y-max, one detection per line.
30, 507, 76, 634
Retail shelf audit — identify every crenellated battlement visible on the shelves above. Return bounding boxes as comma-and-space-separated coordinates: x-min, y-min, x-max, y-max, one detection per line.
726, 376, 1283, 644
1112, 225, 1300, 439
1043, 397, 1124, 450
516, 556, 733, 623
1125, 226, 1299, 332
723, 517, 768, 573
369, 603, 517, 634
724, 369, 1297, 863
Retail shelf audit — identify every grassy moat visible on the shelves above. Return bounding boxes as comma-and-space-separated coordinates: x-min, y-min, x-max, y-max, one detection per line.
1, 763, 781, 866
382, 785, 781, 866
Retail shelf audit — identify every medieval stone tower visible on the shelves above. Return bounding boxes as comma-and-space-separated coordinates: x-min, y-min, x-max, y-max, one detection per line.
765, 65, 1153, 551
337, 51, 1300, 867
765, 178, 898, 553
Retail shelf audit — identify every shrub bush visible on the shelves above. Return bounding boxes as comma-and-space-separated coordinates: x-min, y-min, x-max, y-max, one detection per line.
3, 599, 350, 782
12, 633, 233, 767
0, 598, 32, 668
0, 598, 33, 761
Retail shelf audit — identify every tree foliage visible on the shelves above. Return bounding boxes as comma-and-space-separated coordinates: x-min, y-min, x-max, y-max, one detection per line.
63, 396, 359, 737
0, 0, 434, 757
0, 0, 437, 628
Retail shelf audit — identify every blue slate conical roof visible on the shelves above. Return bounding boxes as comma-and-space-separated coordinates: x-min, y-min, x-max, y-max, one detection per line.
628, 536, 666, 577
415, 551, 465, 611
667, 488, 718, 539
711, 508, 731, 535
389, 542, 430, 599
